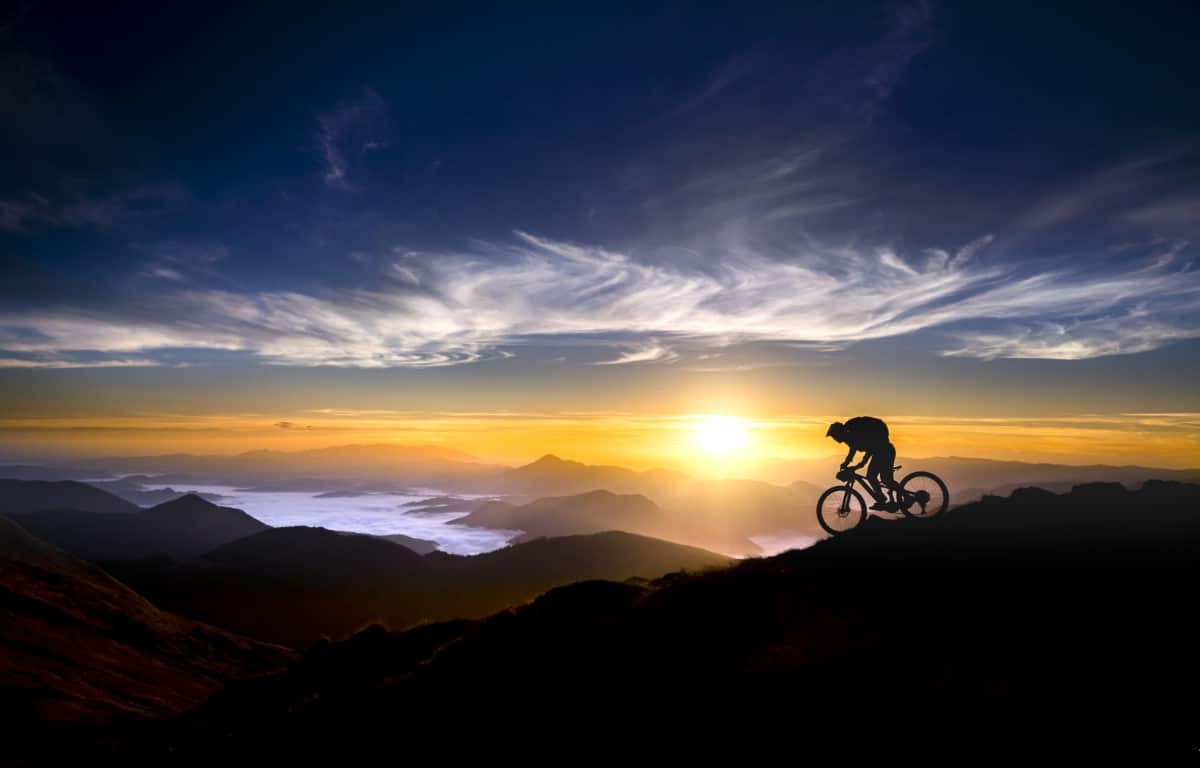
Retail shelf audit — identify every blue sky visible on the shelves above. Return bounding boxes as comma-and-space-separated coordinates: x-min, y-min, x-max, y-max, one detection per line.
0, 0, 1198, 463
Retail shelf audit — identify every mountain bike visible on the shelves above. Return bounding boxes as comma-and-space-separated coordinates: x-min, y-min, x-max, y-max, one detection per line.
816, 465, 949, 536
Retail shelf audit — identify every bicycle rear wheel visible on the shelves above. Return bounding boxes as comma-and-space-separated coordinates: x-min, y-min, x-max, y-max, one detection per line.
898, 471, 949, 519
816, 486, 867, 535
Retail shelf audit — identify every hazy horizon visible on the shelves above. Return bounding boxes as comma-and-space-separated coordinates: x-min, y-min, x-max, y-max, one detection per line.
3, 412, 1199, 474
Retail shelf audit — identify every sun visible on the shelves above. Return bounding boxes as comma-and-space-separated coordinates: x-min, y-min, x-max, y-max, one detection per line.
693, 414, 749, 456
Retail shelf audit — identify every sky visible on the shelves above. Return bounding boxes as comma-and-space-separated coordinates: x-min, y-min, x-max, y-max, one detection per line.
1, 0, 1198, 471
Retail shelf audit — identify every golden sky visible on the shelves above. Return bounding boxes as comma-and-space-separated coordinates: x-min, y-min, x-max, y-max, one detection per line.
3, 409, 1198, 475
3, 341, 1198, 475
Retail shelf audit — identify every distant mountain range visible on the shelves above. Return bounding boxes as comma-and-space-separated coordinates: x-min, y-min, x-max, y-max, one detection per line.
1, 481, 439, 560
455, 455, 825, 553
468, 453, 691, 497
47, 443, 504, 489
131, 480, 1200, 760
0, 515, 291, 760
8, 445, 1199, 498
6, 448, 1200, 559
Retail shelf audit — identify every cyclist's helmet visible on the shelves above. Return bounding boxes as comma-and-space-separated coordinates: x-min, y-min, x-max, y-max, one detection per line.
826, 422, 846, 441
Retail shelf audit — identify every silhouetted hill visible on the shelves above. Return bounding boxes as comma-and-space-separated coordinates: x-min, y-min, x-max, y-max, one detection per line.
423, 530, 729, 619
0, 517, 292, 762
457, 489, 675, 540
0, 479, 138, 515
107, 529, 730, 648
7, 494, 268, 560
205, 526, 428, 582
139, 481, 1200, 760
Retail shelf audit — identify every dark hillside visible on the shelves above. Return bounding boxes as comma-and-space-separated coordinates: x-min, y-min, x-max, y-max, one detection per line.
140, 481, 1200, 760
0, 517, 292, 764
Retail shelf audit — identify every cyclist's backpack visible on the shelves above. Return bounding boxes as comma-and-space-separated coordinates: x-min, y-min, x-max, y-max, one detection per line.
844, 416, 889, 446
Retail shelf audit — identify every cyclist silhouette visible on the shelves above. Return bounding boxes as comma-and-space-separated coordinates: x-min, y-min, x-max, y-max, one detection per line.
826, 416, 899, 510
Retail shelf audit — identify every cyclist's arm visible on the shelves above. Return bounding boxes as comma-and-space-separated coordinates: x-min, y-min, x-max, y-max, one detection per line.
841, 446, 857, 468
852, 450, 872, 470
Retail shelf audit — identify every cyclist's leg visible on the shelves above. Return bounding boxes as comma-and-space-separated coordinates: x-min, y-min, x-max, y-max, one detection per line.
869, 444, 898, 509
865, 455, 886, 507
878, 442, 898, 490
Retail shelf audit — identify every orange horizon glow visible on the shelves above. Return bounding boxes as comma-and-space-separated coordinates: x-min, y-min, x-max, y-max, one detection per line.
2, 410, 1198, 476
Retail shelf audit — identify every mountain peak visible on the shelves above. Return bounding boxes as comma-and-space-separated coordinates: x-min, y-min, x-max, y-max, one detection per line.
524, 454, 587, 470
149, 493, 219, 513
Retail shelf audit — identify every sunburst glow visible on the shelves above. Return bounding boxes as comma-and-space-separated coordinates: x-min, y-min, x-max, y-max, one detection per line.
693, 415, 749, 456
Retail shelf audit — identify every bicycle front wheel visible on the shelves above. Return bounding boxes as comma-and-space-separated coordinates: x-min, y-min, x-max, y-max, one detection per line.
816, 486, 867, 536
899, 471, 949, 519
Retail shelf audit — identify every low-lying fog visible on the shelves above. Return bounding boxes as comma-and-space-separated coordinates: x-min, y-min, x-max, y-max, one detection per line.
144, 482, 519, 555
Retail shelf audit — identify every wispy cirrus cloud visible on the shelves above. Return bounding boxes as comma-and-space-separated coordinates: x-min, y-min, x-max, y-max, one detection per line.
593, 341, 681, 366
138, 240, 230, 282
1021, 145, 1200, 236
0, 357, 160, 369
316, 87, 388, 190
0, 230, 1196, 368
942, 315, 1200, 361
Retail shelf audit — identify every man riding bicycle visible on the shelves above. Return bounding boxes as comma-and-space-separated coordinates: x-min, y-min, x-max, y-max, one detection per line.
826, 416, 899, 511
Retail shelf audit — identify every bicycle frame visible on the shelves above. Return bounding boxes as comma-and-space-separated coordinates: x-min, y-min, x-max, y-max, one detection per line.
837, 468, 911, 510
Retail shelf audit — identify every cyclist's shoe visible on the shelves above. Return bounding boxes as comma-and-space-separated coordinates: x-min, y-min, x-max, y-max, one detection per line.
870, 501, 890, 511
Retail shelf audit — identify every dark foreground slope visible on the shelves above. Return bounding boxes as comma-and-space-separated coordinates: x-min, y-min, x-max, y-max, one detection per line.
0, 517, 293, 764
137, 481, 1200, 760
